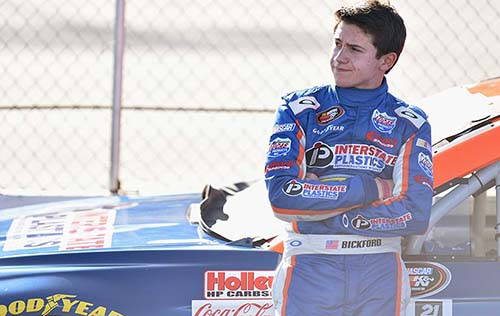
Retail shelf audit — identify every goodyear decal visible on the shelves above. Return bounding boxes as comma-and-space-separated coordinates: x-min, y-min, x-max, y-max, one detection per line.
204, 271, 274, 300
0, 294, 124, 316
312, 124, 344, 135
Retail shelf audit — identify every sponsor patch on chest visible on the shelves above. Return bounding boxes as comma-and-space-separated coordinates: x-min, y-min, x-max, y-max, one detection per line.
306, 142, 397, 172
371, 109, 397, 134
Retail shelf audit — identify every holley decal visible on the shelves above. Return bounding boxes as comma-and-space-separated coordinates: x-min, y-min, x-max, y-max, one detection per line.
205, 271, 274, 300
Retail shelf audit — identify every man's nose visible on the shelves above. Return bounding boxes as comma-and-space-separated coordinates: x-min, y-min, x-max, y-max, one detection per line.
333, 46, 348, 63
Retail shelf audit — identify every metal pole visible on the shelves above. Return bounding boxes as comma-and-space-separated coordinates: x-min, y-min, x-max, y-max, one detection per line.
406, 162, 500, 255
471, 192, 486, 257
110, 0, 126, 194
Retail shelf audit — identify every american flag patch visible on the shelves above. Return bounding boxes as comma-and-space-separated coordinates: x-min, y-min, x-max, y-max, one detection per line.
325, 240, 339, 249
416, 138, 432, 152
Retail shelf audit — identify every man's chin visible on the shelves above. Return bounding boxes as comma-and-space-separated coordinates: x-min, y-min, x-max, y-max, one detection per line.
332, 74, 353, 88
334, 80, 354, 88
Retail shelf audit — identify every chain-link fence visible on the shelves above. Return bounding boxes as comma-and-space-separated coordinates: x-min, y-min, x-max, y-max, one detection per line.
1, 0, 500, 195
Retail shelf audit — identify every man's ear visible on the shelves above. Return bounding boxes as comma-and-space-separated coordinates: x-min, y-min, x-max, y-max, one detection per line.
380, 52, 398, 72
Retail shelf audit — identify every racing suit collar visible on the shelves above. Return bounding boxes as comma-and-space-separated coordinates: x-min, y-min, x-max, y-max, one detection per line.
334, 77, 388, 107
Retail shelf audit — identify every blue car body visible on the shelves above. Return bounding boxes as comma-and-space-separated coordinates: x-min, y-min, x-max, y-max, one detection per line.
0, 189, 499, 316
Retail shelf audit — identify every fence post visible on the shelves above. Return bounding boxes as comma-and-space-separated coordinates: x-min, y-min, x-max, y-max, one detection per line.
110, 0, 126, 194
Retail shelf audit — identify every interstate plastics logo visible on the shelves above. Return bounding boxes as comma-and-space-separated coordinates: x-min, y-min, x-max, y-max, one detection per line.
0, 294, 124, 316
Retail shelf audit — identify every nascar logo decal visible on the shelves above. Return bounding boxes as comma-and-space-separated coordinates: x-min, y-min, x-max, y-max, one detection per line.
282, 180, 346, 200
371, 109, 397, 134
406, 262, 452, 298
316, 106, 345, 125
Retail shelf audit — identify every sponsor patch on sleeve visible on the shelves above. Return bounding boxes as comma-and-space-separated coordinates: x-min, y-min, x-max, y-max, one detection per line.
267, 137, 291, 158
351, 212, 413, 231
288, 96, 320, 115
282, 180, 347, 200
416, 138, 432, 153
395, 106, 426, 129
272, 123, 296, 134
418, 152, 433, 177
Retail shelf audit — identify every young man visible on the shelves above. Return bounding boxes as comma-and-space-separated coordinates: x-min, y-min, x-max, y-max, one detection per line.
264, 1, 433, 316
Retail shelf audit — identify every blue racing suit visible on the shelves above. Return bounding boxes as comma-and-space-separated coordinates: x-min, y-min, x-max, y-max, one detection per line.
265, 79, 433, 316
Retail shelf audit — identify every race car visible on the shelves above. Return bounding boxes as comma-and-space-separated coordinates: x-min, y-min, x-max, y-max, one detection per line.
0, 77, 499, 316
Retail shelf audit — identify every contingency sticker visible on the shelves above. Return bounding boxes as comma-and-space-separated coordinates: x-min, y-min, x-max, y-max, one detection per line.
192, 300, 274, 316
3, 204, 131, 252
204, 271, 274, 300
0, 293, 124, 316
406, 299, 452, 316
406, 262, 452, 298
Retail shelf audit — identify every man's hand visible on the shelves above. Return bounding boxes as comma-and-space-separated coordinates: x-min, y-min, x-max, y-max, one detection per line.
375, 178, 394, 200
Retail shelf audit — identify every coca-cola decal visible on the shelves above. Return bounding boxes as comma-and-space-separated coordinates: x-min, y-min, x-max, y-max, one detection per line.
406, 262, 452, 298
205, 271, 274, 300
192, 300, 274, 316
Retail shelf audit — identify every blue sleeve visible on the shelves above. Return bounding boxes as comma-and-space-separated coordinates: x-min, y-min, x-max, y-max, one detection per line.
323, 122, 433, 236
265, 102, 379, 222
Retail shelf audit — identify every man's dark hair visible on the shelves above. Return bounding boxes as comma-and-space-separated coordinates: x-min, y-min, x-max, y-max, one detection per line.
334, 0, 406, 71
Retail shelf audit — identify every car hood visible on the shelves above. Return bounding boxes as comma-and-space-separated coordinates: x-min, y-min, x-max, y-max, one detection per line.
0, 193, 219, 259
